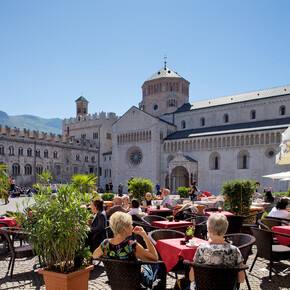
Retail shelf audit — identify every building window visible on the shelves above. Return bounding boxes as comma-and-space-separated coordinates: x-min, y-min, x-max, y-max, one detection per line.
0, 145, 4, 155
279, 105, 286, 116
106, 133, 111, 140
67, 126, 69, 135
109, 169, 111, 177
99, 167, 102, 176
76, 154, 80, 161
181, 120, 186, 129
27, 148, 32, 157
93, 132, 98, 139
56, 165, 61, 175
12, 163, 20, 175
109, 156, 111, 161
36, 165, 43, 175
250, 110, 256, 120
81, 134, 86, 139
238, 151, 250, 169
85, 156, 88, 162
44, 150, 48, 158
92, 156, 95, 163
223, 114, 229, 123
35, 150, 40, 157
200, 117, 205, 127
209, 152, 220, 170
53, 151, 58, 159
104, 157, 106, 162
9, 146, 14, 155
18, 147, 23, 156
24, 164, 32, 175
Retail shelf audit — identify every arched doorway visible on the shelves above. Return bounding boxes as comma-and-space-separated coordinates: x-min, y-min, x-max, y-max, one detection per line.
170, 166, 189, 193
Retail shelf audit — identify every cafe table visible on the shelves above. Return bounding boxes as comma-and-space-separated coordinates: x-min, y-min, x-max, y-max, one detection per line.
0, 216, 19, 234
271, 226, 290, 246
147, 207, 173, 217
205, 211, 234, 217
151, 220, 194, 230
155, 237, 208, 272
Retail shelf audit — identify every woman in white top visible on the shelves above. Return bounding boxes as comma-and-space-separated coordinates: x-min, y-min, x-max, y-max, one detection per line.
128, 199, 143, 216
268, 198, 290, 220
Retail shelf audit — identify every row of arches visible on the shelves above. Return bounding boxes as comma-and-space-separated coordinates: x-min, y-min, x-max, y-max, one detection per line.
117, 130, 152, 143
179, 105, 287, 129
164, 132, 281, 152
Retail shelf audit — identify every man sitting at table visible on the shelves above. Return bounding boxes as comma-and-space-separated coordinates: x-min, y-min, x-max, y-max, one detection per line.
188, 213, 245, 289
106, 196, 127, 219
160, 188, 172, 208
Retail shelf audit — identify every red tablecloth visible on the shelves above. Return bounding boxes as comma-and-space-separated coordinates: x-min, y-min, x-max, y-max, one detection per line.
147, 208, 173, 215
0, 216, 18, 234
151, 220, 193, 229
155, 237, 208, 272
205, 211, 234, 217
272, 226, 290, 246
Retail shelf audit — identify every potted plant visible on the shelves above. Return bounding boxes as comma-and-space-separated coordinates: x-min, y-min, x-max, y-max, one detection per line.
17, 174, 94, 290
166, 215, 174, 222
185, 225, 195, 241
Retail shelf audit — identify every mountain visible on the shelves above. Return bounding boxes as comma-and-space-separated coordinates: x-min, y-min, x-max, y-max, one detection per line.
0, 110, 62, 135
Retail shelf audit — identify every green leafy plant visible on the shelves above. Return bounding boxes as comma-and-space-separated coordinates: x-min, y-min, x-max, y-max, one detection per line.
71, 173, 98, 194
186, 225, 195, 236
222, 179, 255, 215
16, 183, 92, 273
101, 192, 115, 201
0, 164, 9, 200
127, 177, 154, 201
177, 187, 191, 198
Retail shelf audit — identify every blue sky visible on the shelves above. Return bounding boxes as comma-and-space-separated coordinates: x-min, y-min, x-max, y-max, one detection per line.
1, 0, 290, 119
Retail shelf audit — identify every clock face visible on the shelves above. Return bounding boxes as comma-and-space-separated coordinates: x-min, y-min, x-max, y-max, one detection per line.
130, 150, 143, 165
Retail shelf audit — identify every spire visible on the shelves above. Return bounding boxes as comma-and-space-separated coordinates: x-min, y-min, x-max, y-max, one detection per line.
164, 55, 167, 69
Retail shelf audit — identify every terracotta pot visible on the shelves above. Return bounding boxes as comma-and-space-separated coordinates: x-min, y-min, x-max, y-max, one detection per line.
39, 265, 94, 290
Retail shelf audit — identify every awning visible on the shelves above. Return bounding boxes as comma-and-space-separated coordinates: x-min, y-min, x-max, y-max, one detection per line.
276, 126, 290, 165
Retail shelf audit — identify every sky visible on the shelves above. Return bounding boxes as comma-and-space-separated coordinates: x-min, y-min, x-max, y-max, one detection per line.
1, 0, 290, 119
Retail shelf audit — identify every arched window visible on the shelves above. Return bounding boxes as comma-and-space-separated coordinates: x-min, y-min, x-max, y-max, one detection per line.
250, 110, 256, 120
167, 155, 174, 168
24, 164, 32, 175
36, 165, 43, 175
0, 145, 4, 155
209, 152, 220, 170
85, 156, 88, 162
12, 163, 20, 175
53, 151, 58, 159
92, 155, 95, 163
18, 147, 23, 156
35, 149, 40, 157
181, 120, 186, 129
27, 148, 32, 156
200, 117, 205, 127
76, 154, 80, 161
44, 150, 48, 158
279, 105, 286, 116
223, 114, 229, 123
56, 165, 61, 175
238, 151, 250, 169
9, 146, 14, 155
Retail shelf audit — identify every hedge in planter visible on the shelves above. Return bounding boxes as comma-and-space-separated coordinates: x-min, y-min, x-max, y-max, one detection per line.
177, 186, 191, 198
127, 177, 154, 201
222, 179, 255, 215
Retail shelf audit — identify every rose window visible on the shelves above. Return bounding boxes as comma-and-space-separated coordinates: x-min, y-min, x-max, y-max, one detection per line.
130, 150, 142, 165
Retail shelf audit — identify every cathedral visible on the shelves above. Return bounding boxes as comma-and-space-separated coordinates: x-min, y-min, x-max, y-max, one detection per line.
65, 62, 290, 195
2, 62, 290, 194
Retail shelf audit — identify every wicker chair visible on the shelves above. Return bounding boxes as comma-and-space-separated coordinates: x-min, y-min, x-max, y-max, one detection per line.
99, 256, 167, 290
183, 260, 248, 290
224, 233, 256, 290
226, 215, 244, 234
141, 215, 167, 225
194, 222, 208, 240
264, 216, 290, 224
133, 221, 160, 233
257, 218, 287, 231
204, 207, 219, 212
1, 227, 35, 278
250, 227, 290, 281
241, 210, 265, 235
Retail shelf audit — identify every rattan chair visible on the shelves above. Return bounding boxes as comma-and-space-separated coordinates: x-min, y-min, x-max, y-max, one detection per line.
99, 256, 167, 290
141, 215, 167, 225
264, 216, 290, 224
257, 218, 287, 231
183, 260, 248, 290
226, 215, 244, 234
204, 207, 219, 212
250, 227, 290, 281
133, 221, 160, 233
194, 222, 208, 240
224, 233, 256, 290
241, 210, 265, 235
1, 227, 35, 278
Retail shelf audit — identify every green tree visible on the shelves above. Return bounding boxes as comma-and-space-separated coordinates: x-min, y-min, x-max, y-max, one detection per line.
0, 165, 9, 201
71, 173, 98, 194
127, 177, 154, 200
222, 179, 255, 215
177, 186, 191, 198
37, 171, 53, 186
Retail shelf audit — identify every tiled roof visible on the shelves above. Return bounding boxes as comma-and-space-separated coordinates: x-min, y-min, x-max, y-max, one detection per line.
184, 155, 197, 162
75, 96, 88, 102
164, 117, 290, 140
174, 85, 290, 113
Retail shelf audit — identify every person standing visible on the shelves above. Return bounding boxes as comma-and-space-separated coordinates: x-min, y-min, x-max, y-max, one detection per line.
189, 181, 199, 201
155, 181, 160, 196
118, 183, 123, 197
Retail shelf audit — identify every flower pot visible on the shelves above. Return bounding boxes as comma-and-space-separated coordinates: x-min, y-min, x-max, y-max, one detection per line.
167, 217, 173, 222
185, 235, 193, 242
39, 265, 94, 290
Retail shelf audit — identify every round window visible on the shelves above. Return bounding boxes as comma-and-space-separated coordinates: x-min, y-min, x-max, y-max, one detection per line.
265, 148, 275, 158
130, 150, 143, 165
153, 104, 158, 111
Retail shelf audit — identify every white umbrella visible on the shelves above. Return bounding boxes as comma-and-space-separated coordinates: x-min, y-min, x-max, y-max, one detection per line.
262, 171, 290, 180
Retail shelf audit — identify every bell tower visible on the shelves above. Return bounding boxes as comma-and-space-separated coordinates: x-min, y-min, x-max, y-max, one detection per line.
75, 96, 89, 117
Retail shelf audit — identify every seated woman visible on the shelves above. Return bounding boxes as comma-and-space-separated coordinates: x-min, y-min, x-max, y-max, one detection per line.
268, 198, 290, 221
86, 198, 107, 253
122, 195, 130, 211
189, 213, 245, 289
264, 190, 274, 203
141, 192, 153, 210
93, 212, 159, 288
128, 199, 145, 218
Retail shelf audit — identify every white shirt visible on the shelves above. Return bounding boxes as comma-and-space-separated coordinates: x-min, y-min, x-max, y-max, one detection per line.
128, 207, 142, 216
161, 195, 172, 207
268, 207, 290, 220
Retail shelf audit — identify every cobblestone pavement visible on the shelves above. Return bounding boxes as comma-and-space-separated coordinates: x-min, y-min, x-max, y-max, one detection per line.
1, 198, 289, 289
